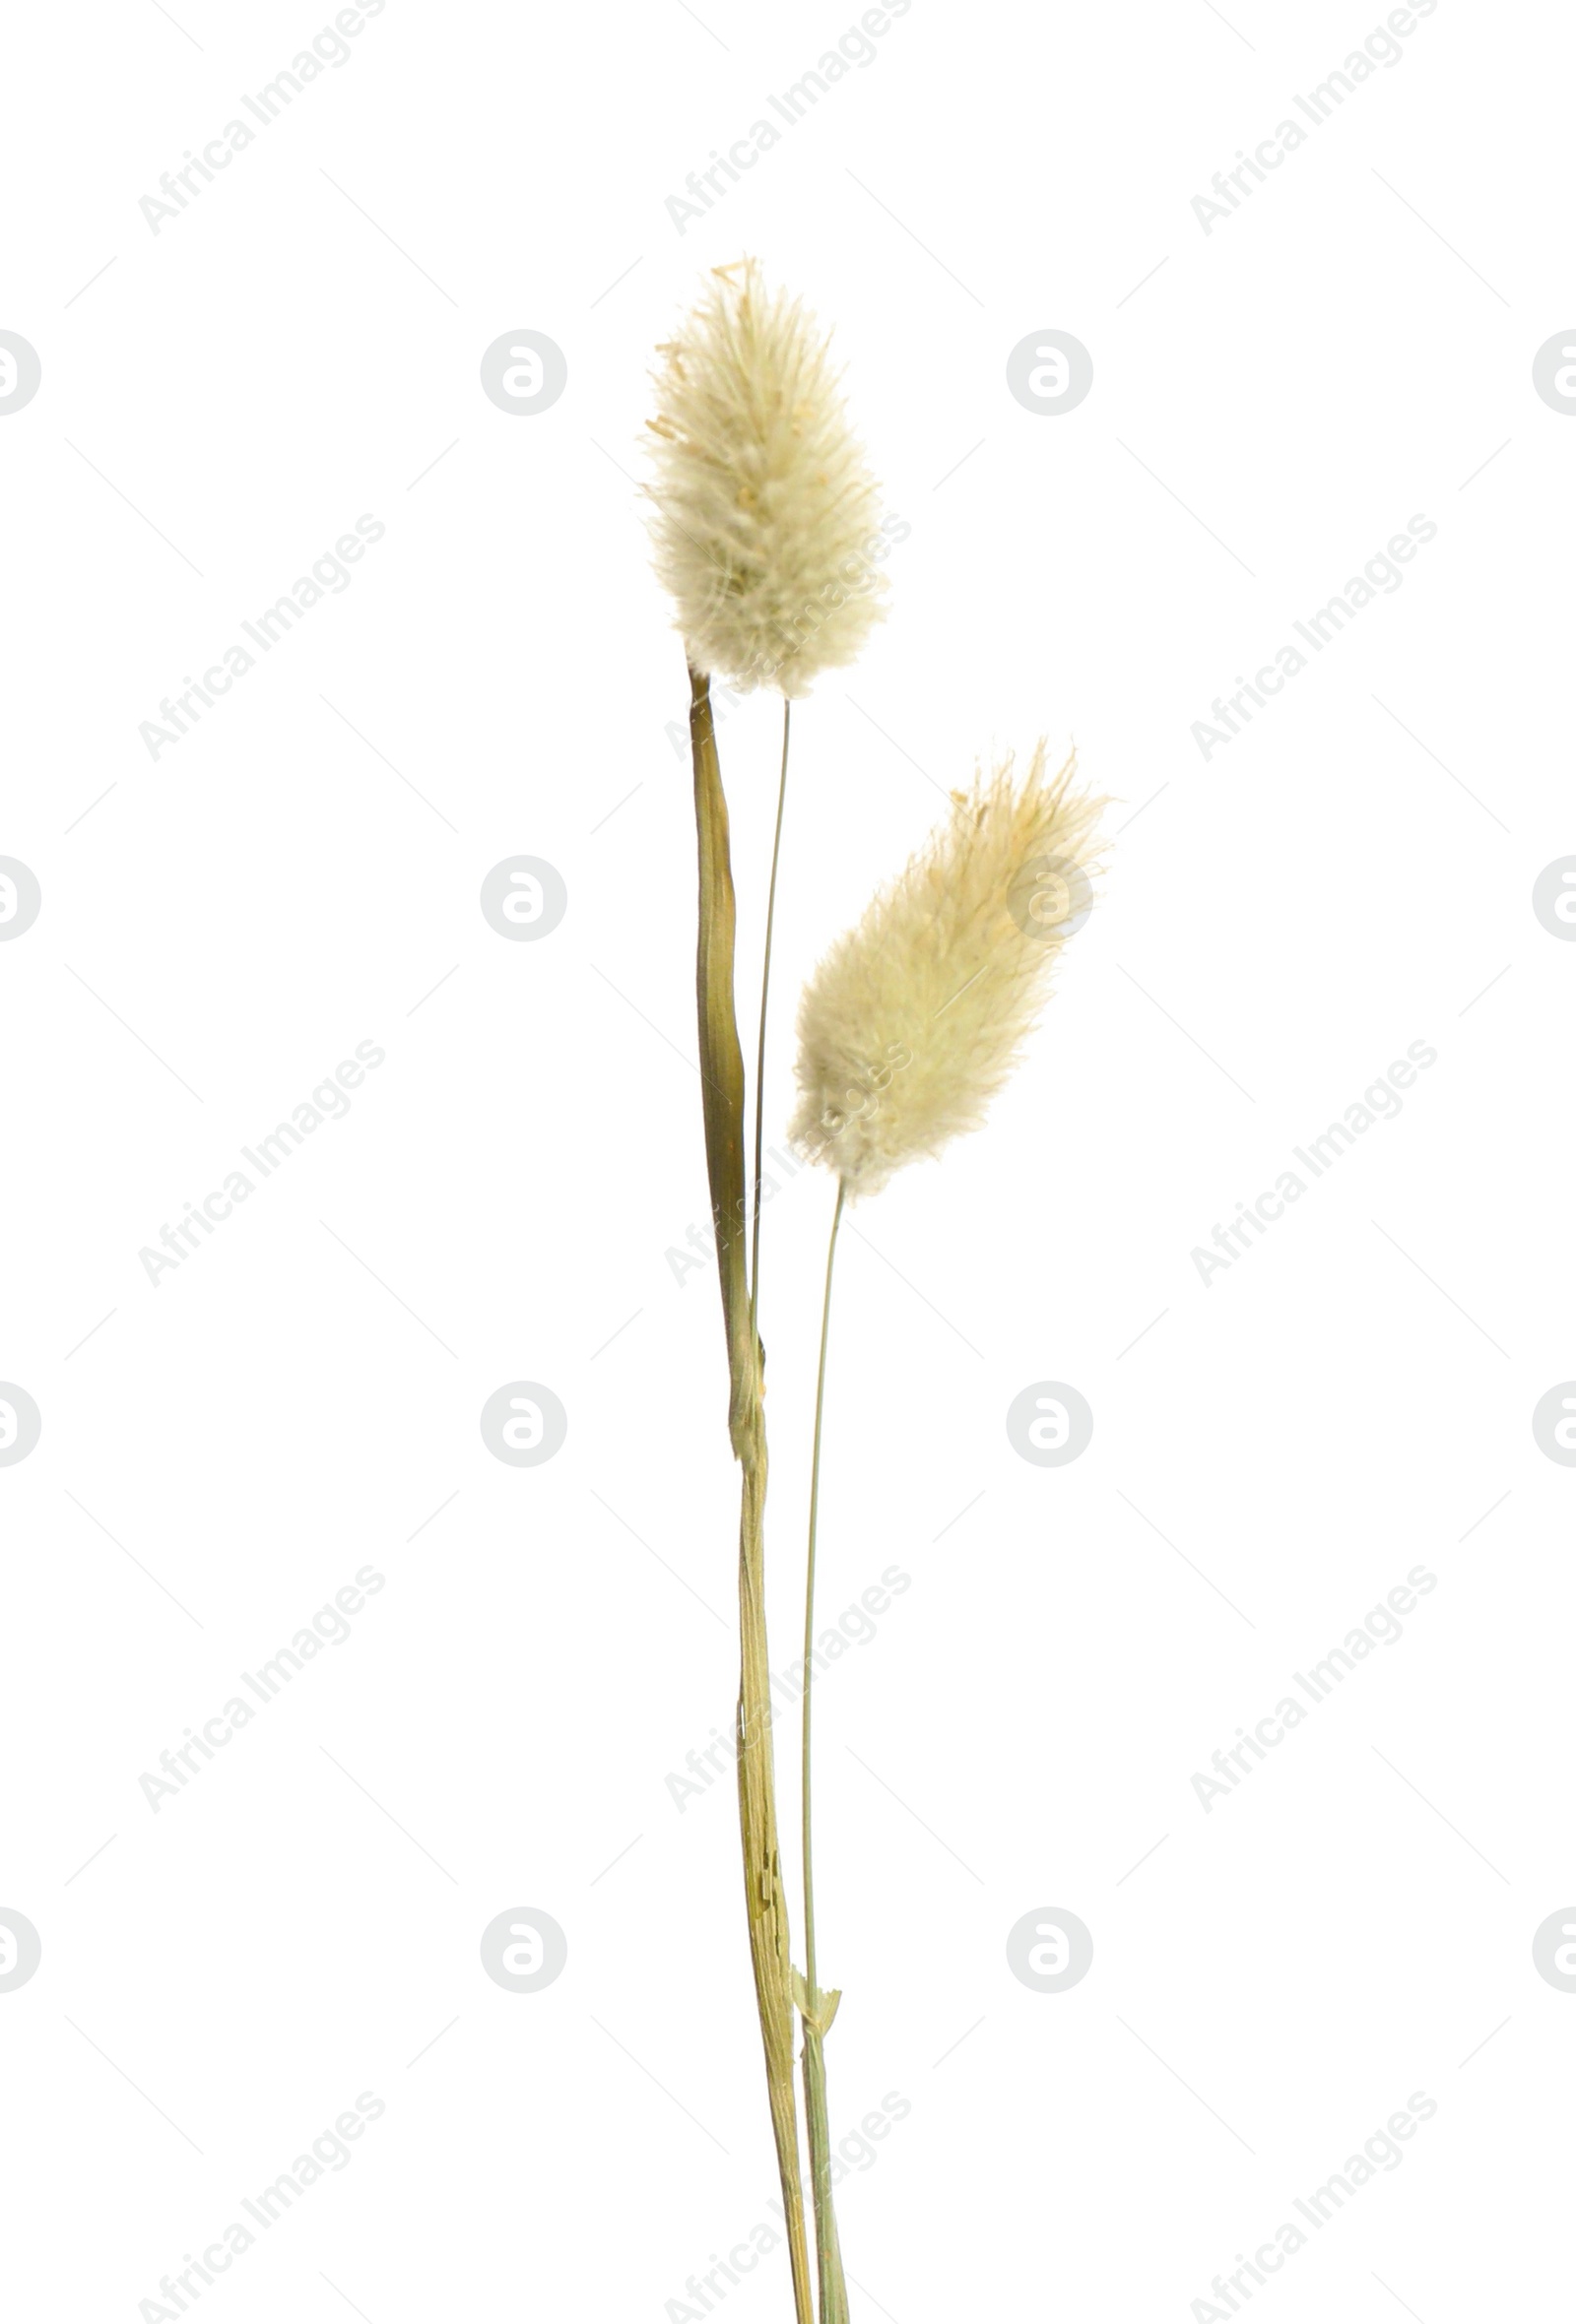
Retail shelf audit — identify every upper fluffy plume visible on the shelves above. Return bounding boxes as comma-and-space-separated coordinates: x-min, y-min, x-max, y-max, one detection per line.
790, 745, 1106, 1196
646, 259, 886, 697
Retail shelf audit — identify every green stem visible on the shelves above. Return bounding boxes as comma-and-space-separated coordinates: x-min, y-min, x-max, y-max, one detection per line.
801, 1177, 849, 2324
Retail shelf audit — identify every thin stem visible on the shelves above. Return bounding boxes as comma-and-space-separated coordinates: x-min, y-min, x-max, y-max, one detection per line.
801, 1177, 849, 2324
802, 1175, 844, 1994
749, 696, 791, 1356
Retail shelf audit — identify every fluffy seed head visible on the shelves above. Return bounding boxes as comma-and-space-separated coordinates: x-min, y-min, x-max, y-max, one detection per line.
790, 744, 1106, 1196
646, 259, 886, 697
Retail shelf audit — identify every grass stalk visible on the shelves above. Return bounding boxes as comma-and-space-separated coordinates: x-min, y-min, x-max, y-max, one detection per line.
799, 1177, 849, 2324
687, 668, 814, 2324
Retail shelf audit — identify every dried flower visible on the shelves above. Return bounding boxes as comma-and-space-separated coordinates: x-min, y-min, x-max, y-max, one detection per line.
647, 259, 886, 697
790, 743, 1106, 1194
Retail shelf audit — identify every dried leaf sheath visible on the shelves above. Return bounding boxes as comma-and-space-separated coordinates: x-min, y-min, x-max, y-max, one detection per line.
688, 668, 813, 2324
689, 668, 756, 1449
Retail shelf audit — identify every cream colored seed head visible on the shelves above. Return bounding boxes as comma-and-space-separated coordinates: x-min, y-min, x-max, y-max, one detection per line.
646, 259, 886, 697
790, 744, 1107, 1195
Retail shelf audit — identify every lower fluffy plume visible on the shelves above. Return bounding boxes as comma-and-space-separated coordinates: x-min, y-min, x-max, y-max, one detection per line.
789, 743, 1106, 1195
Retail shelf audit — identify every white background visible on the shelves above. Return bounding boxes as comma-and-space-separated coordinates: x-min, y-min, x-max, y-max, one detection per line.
2, 2, 1573, 2318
